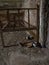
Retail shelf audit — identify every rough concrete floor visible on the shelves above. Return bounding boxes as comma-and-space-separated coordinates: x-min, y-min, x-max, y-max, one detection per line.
0, 31, 49, 65
0, 46, 49, 65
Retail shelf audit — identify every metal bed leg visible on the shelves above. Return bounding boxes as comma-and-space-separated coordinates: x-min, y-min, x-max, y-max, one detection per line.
0, 21, 5, 47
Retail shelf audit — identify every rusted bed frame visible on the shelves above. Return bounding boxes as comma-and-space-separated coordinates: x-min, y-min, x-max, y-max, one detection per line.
0, 5, 39, 47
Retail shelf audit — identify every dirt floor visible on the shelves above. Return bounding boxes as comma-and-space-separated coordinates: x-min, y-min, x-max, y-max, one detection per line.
0, 31, 49, 65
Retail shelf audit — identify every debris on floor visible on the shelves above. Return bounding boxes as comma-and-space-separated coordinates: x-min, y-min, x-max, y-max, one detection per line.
20, 39, 42, 48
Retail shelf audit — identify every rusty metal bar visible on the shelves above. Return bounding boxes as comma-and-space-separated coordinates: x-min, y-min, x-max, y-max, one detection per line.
0, 8, 38, 10
0, 21, 5, 47
18, 9, 21, 26
28, 9, 30, 27
7, 10, 10, 24
2, 27, 37, 32
37, 5, 39, 42
13, 13, 16, 28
